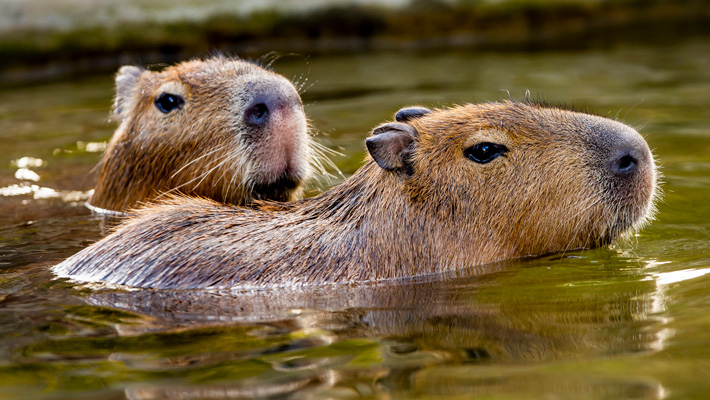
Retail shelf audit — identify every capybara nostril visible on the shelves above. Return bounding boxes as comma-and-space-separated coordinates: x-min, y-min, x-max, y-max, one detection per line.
618, 154, 637, 174
609, 148, 640, 176
245, 101, 270, 126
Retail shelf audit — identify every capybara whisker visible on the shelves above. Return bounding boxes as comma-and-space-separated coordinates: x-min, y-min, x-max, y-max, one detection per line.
309, 139, 343, 179
190, 156, 234, 192
154, 156, 229, 201
214, 153, 244, 189
169, 144, 229, 180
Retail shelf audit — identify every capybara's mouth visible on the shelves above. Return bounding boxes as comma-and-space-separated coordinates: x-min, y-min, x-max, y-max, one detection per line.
586, 177, 658, 250
251, 172, 301, 202
611, 196, 657, 241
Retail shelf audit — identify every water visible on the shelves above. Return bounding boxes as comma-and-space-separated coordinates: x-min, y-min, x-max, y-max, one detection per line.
1, 38, 710, 399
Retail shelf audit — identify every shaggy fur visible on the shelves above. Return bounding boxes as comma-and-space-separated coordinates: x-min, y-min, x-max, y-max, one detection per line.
56, 101, 658, 289
89, 56, 327, 213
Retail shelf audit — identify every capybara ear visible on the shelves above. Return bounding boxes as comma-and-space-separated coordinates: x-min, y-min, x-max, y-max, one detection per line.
113, 66, 145, 118
366, 122, 418, 172
395, 106, 432, 122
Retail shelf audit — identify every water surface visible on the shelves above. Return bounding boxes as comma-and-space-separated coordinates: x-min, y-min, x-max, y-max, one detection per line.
1, 38, 709, 399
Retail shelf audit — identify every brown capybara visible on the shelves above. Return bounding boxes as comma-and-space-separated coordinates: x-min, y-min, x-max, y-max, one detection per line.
87, 56, 331, 214
55, 101, 658, 288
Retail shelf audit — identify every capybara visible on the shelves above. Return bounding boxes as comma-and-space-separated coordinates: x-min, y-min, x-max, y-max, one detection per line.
88, 56, 329, 214
56, 101, 658, 288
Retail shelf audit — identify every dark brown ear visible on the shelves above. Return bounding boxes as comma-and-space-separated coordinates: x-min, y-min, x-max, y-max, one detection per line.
395, 106, 431, 122
365, 122, 418, 172
113, 65, 145, 118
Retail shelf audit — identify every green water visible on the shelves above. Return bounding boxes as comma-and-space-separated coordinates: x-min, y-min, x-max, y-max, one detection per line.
1, 38, 710, 399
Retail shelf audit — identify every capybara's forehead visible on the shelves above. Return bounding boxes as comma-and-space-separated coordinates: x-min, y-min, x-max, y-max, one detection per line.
411, 101, 626, 141
152, 56, 278, 87
418, 101, 567, 128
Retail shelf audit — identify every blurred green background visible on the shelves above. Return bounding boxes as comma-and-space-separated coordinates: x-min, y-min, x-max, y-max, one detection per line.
1, 0, 708, 85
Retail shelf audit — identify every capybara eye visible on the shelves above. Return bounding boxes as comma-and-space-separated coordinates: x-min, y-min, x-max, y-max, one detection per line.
464, 142, 508, 163
246, 103, 269, 125
154, 93, 184, 114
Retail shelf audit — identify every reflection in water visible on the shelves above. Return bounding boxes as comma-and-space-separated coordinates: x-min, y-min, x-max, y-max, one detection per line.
11, 157, 45, 168
640, 263, 710, 353
2, 155, 91, 203
40, 257, 666, 399
653, 267, 710, 286
14, 168, 40, 181
0, 183, 90, 202
75, 141, 107, 153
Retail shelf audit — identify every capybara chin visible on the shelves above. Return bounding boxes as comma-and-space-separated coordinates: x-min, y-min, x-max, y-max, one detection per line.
55, 101, 659, 289
88, 55, 323, 214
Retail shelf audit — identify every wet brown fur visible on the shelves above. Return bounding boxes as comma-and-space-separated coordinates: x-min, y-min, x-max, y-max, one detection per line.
56, 101, 658, 289
89, 56, 316, 213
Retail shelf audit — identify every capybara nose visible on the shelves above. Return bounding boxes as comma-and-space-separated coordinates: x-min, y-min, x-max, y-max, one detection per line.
244, 86, 301, 128
606, 127, 652, 178
244, 100, 270, 127
609, 148, 640, 176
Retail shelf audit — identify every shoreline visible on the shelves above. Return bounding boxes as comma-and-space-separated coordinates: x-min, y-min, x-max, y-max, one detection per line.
2, 0, 709, 86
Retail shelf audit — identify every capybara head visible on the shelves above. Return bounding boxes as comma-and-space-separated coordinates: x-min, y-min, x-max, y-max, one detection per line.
367, 101, 657, 262
89, 56, 318, 213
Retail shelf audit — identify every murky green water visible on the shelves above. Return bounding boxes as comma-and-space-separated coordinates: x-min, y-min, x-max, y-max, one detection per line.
1, 38, 710, 399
